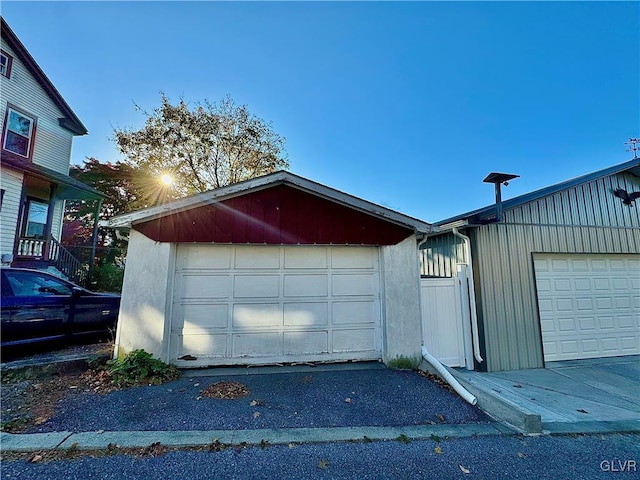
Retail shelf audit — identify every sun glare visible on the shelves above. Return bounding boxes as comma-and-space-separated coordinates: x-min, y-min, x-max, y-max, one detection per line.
160, 173, 174, 186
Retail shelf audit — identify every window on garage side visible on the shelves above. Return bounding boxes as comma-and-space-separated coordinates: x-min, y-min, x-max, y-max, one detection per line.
2, 106, 37, 159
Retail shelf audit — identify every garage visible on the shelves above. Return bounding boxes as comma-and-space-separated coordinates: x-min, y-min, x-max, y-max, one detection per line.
534, 253, 640, 362
109, 171, 430, 367
170, 244, 382, 366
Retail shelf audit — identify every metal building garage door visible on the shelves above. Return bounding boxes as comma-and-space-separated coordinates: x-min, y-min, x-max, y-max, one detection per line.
534, 254, 640, 362
170, 245, 382, 366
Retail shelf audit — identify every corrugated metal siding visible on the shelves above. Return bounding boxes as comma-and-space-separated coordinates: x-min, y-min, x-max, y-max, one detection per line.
135, 184, 414, 245
476, 173, 640, 371
0, 166, 23, 255
420, 232, 466, 277
0, 40, 73, 174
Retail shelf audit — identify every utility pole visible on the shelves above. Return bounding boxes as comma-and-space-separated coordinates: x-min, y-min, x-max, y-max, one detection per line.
624, 137, 639, 159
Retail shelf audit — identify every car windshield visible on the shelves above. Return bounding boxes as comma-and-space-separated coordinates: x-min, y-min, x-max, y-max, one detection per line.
4, 271, 73, 297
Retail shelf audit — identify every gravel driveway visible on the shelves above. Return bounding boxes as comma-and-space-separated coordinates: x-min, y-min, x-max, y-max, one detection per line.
28, 367, 489, 433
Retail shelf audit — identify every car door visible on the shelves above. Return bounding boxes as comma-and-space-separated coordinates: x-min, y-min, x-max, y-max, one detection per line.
1, 269, 73, 344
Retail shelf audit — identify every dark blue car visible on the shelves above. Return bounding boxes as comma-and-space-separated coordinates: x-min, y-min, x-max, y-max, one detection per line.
1, 267, 120, 348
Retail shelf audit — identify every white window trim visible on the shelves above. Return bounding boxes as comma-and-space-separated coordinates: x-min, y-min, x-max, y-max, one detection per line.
3, 107, 36, 158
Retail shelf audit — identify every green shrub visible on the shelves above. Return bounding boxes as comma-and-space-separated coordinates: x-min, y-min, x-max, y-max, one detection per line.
90, 263, 124, 293
106, 349, 180, 387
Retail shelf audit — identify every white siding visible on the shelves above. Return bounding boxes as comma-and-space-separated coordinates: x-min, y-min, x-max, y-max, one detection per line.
0, 166, 23, 256
0, 40, 74, 174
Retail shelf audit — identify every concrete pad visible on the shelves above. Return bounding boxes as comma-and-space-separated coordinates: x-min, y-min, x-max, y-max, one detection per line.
448, 356, 640, 434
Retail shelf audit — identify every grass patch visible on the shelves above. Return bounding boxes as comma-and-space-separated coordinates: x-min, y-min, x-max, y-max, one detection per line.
386, 355, 420, 370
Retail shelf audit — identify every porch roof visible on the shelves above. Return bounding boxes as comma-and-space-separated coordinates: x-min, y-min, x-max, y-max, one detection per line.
2, 153, 104, 201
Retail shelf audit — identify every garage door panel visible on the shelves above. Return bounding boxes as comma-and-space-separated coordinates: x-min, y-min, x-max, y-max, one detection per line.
180, 333, 228, 357
283, 331, 328, 354
283, 303, 328, 326
234, 275, 280, 298
332, 301, 376, 325
534, 254, 640, 362
284, 247, 327, 269
235, 247, 280, 269
332, 274, 375, 296
181, 275, 231, 299
284, 275, 328, 297
332, 328, 376, 352
233, 333, 281, 357
331, 248, 375, 269
178, 245, 233, 270
232, 304, 282, 327
183, 304, 229, 330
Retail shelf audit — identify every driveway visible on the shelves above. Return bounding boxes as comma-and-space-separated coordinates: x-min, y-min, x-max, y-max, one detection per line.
450, 355, 640, 433
26, 363, 490, 434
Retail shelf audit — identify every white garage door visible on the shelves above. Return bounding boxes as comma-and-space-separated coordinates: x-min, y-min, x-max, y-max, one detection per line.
534, 254, 640, 362
170, 245, 382, 366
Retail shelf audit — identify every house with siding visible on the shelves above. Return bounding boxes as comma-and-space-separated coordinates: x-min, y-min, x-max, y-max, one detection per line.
0, 17, 103, 284
421, 159, 640, 372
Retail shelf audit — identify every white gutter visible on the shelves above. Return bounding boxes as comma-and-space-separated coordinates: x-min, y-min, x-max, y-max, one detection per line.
421, 346, 477, 405
451, 227, 483, 364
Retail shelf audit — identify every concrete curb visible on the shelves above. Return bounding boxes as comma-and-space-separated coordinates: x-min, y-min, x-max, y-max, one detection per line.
0, 423, 513, 452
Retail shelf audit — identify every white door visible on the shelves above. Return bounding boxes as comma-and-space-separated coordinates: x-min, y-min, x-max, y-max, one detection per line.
534, 254, 640, 362
420, 276, 467, 367
170, 245, 382, 366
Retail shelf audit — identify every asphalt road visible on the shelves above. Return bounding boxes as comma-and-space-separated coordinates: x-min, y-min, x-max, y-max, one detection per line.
2, 433, 638, 479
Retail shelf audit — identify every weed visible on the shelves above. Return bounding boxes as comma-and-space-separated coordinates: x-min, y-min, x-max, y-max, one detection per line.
396, 434, 411, 444
387, 355, 420, 370
106, 349, 180, 388
1, 417, 31, 433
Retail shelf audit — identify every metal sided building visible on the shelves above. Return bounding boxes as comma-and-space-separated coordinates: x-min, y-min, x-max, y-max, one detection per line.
421, 159, 640, 372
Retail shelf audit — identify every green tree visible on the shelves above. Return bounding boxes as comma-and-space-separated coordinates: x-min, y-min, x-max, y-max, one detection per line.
113, 93, 289, 196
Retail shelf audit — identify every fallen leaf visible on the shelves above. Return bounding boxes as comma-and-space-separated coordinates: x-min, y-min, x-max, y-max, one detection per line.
253, 412, 260, 418
513, 384, 522, 388
517, 452, 527, 459
434, 446, 443, 454
96, 429, 104, 434
196, 396, 202, 400
429, 434, 441, 443
194, 383, 200, 387
288, 443, 296, 449
345, 397, 352, 403
576, 409, 589, 414
318, 459, 329, 469
30, 454, 43, 463
250, 400, 258, 406
459, 465, 470, 474
437, 414, 446, 422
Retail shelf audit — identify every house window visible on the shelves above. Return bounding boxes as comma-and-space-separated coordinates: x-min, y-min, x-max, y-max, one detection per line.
22, 199, 48, 239
0, 50, 12, 78
2, 107, 36, 158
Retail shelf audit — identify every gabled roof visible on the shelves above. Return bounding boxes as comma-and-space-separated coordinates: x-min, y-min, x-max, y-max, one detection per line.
107, 170, 431, 234
1, 17, 88, 135
435, 158, 640, 228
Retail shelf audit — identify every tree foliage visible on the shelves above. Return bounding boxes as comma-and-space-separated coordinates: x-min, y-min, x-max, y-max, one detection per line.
113, 94, 289, 196
63, 158, 155, 247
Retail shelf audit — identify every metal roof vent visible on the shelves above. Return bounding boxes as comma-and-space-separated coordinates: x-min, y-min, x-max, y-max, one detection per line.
483, 172, 519, 222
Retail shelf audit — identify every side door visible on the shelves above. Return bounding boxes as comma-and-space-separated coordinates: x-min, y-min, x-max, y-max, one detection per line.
1, 270, 73, 344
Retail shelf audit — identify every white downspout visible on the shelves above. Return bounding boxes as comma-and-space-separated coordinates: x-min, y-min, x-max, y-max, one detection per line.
421, 346, 477, 405
451, 227, 484, 364
417, 234, 477, 406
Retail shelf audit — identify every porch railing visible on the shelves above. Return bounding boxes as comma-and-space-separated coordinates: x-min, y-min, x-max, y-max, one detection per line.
17, 236, 88, 286
48, 237, 89, 287
16, 238, 46, 257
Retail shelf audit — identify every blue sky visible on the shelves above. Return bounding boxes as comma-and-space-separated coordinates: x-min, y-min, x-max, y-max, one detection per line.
2, 1, 638, 221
